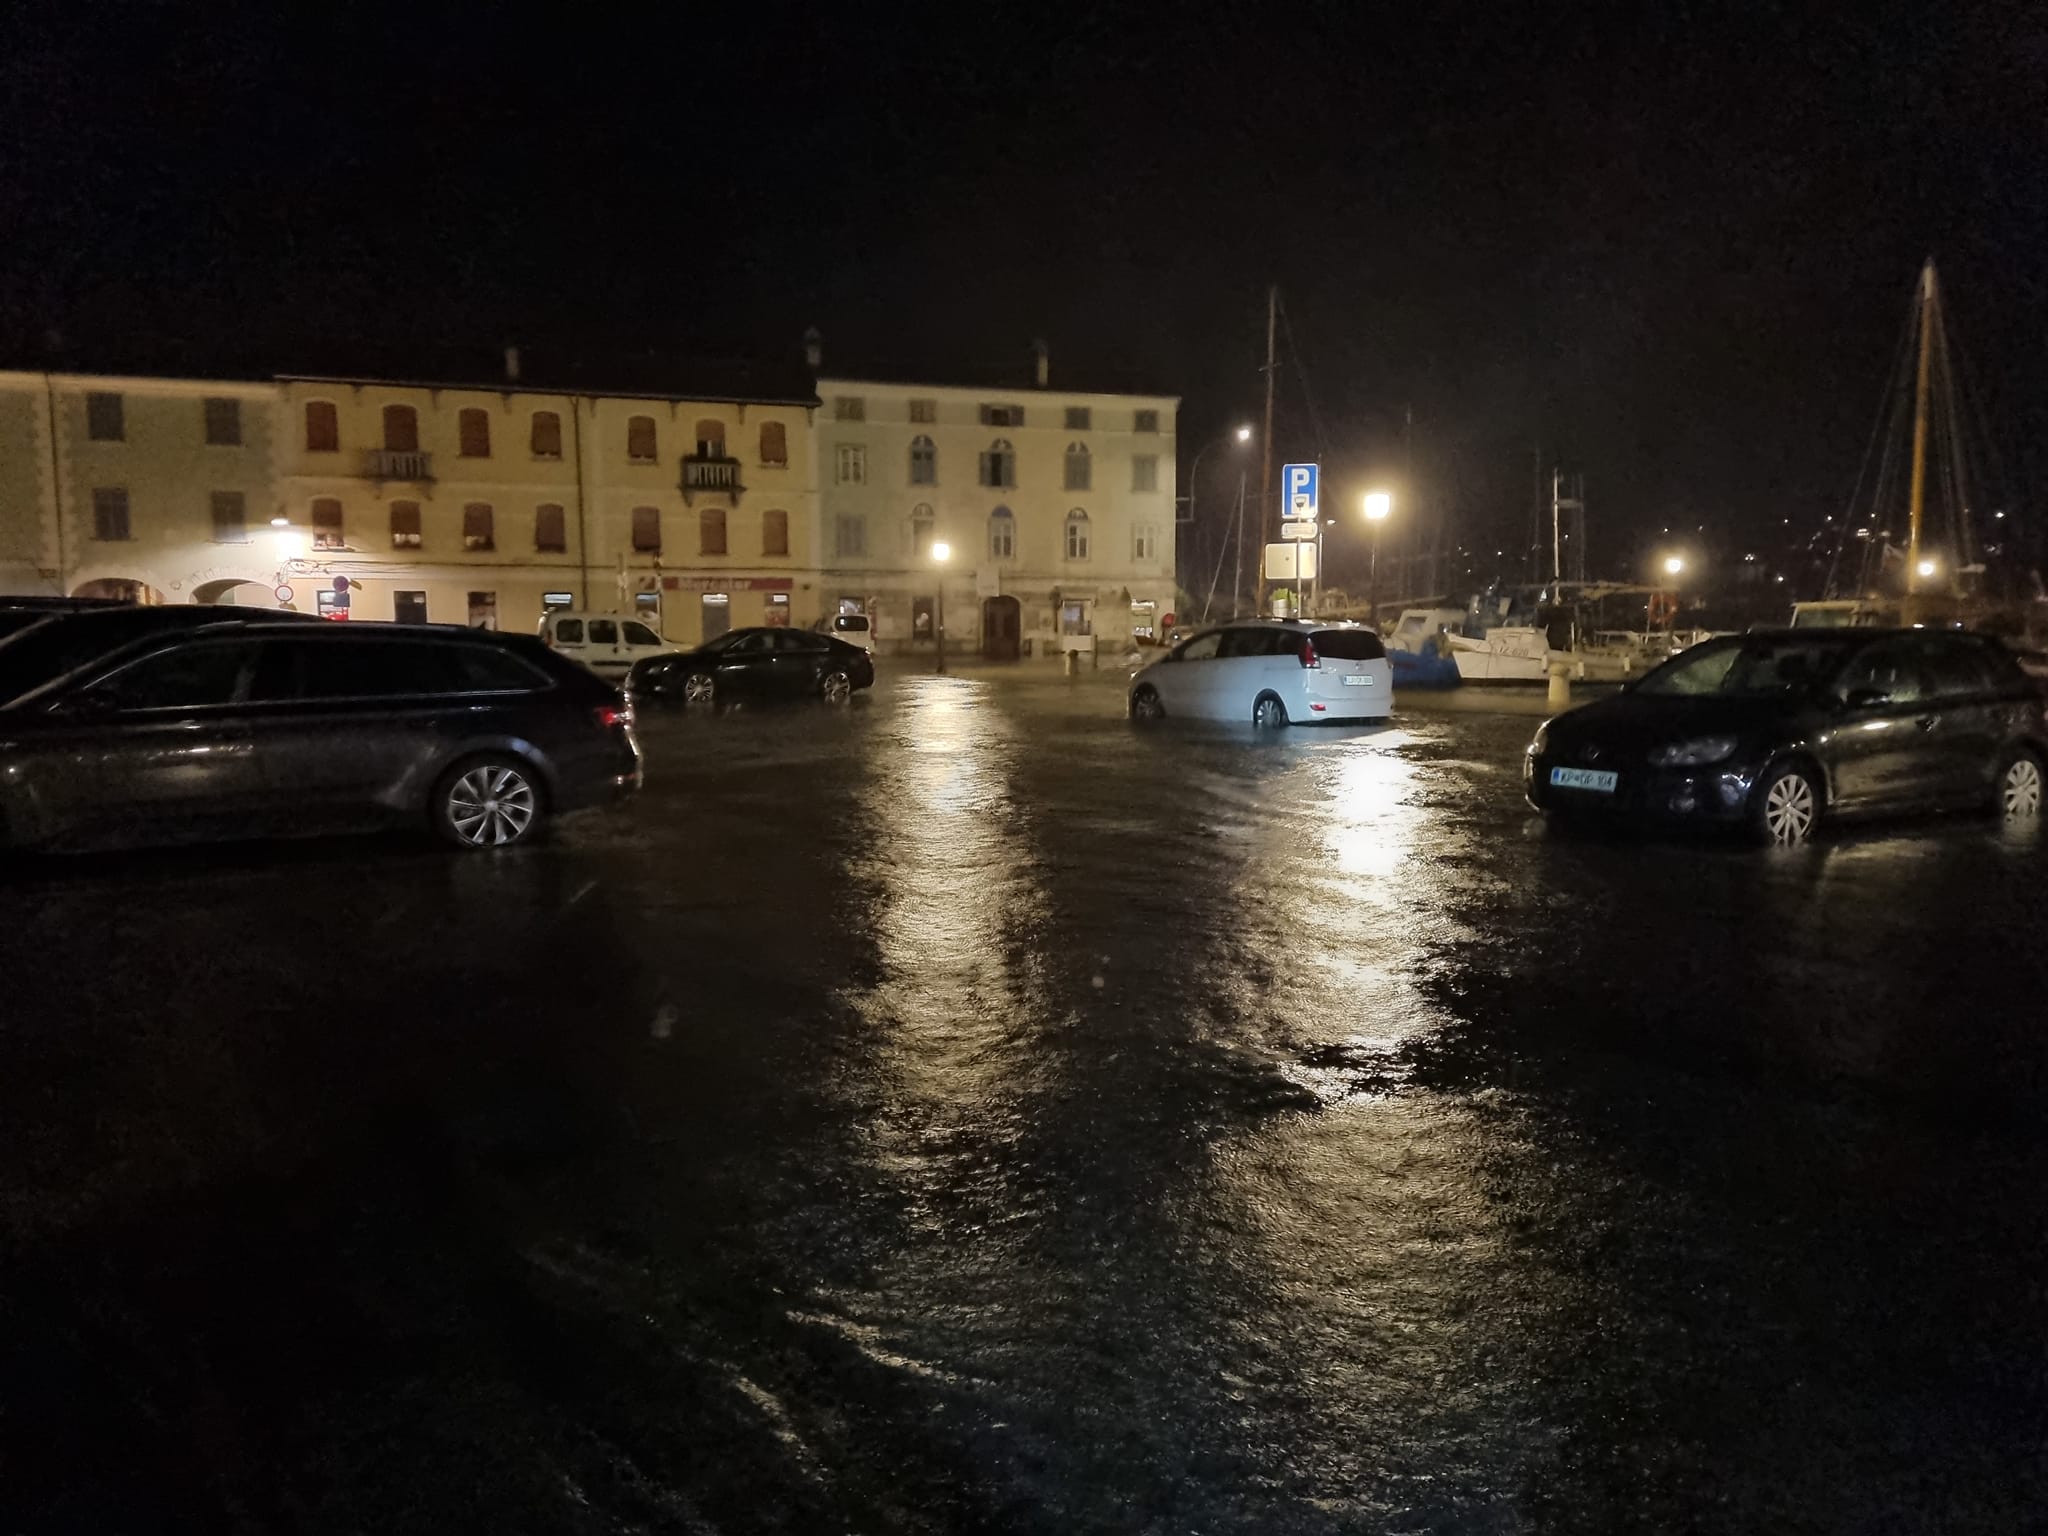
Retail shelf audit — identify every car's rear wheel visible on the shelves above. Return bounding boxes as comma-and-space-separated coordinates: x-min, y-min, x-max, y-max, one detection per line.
435, 756, 544, 849
1252, 692, 1288, 729
820, 669, 852, 704
1752, 761, 1820, 847
682, 671, 716, 709
1997, 748, 2043, 818
1130, 684, 1164, 720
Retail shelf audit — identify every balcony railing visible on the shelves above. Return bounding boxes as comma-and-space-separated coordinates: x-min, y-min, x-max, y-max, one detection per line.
361, 449, 434, 482
680, 455, 744, 501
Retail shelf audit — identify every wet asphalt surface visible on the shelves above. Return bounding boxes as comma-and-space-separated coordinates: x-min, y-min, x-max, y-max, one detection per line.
3, 666, 2046, 1533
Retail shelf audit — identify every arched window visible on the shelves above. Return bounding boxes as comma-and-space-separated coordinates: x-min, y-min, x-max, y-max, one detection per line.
762, 508, 790, 557
699, 507, 727, 556
457, 407, 491, 458
311, 497, 344, 550
979, 439, 1015, 489
304, 400, 339, 453
382, 404, 419, 453
631, 506, 661, 553
1064, 441, 1091, 492
988, 506, 1015, 561
626, 415, 657, 462
462, 502, 495, 552
909, 434, 937, 486
1064, 509, 1091, 561
530, 411, 562, 458
693, 418, 726, 457
535, 503, 567, 553
910, 502, 935, 558
759, 421, 788, 466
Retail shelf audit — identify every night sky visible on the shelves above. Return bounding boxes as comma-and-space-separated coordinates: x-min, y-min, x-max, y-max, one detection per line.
4, 3, 2042, 589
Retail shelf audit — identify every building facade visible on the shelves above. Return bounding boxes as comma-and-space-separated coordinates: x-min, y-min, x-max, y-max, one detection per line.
813, 375, 1180, 657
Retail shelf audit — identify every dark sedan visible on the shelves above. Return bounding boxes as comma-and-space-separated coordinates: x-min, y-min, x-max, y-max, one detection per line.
0, 619, 639, 851
1525, 628, 2048, 845
628, 626, 875, 710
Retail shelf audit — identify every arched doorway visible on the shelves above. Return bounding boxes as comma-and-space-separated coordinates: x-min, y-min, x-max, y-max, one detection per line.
71, 577, 165, 605
982, 595, 1022, 661
192, 578, 275, 607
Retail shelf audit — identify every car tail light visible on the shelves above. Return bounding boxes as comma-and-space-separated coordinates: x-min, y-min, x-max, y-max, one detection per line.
594, 703, 631, 730
1298, 637, 1320, 669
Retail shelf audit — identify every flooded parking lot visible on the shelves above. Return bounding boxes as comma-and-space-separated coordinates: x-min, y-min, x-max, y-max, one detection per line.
3, 670, 2045, 1532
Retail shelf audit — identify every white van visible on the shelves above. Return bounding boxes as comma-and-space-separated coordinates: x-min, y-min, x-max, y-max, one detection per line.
1127, 619, 1392, 726
825, 612, 874, 653
539, 611, 675, 676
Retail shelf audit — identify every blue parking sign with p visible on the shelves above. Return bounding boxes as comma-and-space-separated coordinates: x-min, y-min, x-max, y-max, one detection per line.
1283, 463, 1319, 520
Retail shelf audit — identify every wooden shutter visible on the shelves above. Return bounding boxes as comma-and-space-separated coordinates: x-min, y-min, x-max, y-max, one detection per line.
305, 401, 339, 452
535, 503, 567, 552
631, 506, 661, 553
458, 408, 491, 458
390, 501, 422, 547
462, 502, 495, 551
762, 509, 789, 556
383, 405, 419, 452
699, 507, 727, 555
311, 497, 344, 550
531, 411, 562, 457
627, 416, 656, 461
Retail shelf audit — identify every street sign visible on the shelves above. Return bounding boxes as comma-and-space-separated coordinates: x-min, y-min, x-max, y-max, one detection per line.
1282, 462, 1319, 521
1280, 519, 1318, 541
1263, 543, 1318, 581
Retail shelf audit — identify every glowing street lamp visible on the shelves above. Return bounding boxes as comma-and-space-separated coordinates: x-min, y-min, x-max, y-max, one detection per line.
1662, 555, 1684, 577
931, 540, 951, 674
1363, 491, 1393, 623
1915, 557, 1938, 580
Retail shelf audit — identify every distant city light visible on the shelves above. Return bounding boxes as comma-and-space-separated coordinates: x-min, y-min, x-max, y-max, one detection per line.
1234, 424, 1252, 442
1662, 555, 1684, 576
1916, 558, 1938, 579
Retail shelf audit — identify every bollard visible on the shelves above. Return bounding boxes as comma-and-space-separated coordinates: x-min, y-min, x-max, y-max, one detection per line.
1546, 659, 1573, 711
1065, 647, 1080, 679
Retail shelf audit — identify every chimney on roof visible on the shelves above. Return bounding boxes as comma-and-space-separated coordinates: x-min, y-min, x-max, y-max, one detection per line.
1032, 338, 1049, 388
504, 345, 521, 383
803, 326, 822, 371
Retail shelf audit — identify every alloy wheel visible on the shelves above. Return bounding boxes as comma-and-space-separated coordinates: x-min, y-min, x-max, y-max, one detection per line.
1253, 695, 1287, 729
821, 671, 852, 704
1762, 770, 1817, 846
1131, 686, 1163, 720
446, 764, 538, 847
2003, 756, 2043, 818
683, 672, 716, 708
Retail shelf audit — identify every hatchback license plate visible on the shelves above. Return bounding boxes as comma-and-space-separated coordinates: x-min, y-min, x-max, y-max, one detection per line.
1550, 766, 1617, 792
1341, 674, 1373, 686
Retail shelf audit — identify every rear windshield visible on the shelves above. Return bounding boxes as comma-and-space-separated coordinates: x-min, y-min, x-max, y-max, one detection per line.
1311, 628, 1386, 661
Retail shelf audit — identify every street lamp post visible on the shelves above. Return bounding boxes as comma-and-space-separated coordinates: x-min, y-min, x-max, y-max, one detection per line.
1186, 425, 1253, 618
1363, 491, 1392, 625
931, 540, 951, 674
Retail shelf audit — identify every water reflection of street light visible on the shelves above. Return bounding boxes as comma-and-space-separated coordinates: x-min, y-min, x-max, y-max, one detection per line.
931, 540, 951, 675
1363, 491, 1392, 624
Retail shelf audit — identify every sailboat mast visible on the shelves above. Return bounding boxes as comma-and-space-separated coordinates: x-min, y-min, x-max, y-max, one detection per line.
1258, 285, 1277, 614
1905, 261, 1936, 593
1550, 468, 1563, 587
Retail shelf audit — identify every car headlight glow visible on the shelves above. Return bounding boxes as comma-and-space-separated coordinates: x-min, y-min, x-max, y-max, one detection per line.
1648, 735, 1740, 767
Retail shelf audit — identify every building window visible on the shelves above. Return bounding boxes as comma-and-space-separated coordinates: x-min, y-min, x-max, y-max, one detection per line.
1132, 454, 1159, 493
1065, 406, 1091, 431
1064, 441, 1092, 491
909, 434, 936, 485
909, 398, 937, 424
311, 497, 345, 550
759, 420, 787, 466
395, 590, 428, 624
699, 506, 727, 556
1133, 409, 1159, 433
631, 505, 661, 553
833, 396, 865, 422
86, 392, 124, 442
462, 502, 495, 552
762, 508, 789, 557
1133, 523, 1158, 562
693, 418, 727, 457
910, 502, 935, 558
468, 591, 498, 631
989, 507, 1015, 561
382, 404, 419, 452
390, 501, 422, 548
1065, 509, 1091, 561
203, 397, 242, 446
836, 443, 867, 485
457, 408, 491, 458
90, 486, 130, 540
530, 410, 562, 458
305, 400, 339, 452
834, 514, 867, 558
209, 490, 248, 543
979, 439, 1016, 489
980, 403, 1023, 428
765, 593, 791, 627
627, 414, 657, 462
535, 503, 567, 552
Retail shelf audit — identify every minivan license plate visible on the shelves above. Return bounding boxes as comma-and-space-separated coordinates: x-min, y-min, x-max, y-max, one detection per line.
1550, 767, 1618, 793
1341, 675, 1373, 686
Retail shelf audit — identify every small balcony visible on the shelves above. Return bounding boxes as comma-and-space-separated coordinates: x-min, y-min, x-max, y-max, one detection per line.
680, 455, 744, 503
361, 449, 434, 483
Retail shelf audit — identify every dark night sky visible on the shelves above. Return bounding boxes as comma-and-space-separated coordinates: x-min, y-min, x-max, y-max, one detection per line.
3, 3, 2043, 587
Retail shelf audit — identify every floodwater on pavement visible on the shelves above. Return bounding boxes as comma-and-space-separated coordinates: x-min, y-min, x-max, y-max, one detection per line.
2, 667, 2045, 1532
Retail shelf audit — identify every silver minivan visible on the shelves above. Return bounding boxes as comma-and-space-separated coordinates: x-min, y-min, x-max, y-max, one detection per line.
539, 610, 675, 677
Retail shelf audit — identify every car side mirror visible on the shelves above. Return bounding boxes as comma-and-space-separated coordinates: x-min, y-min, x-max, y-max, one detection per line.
1845, 687, 1892, 709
